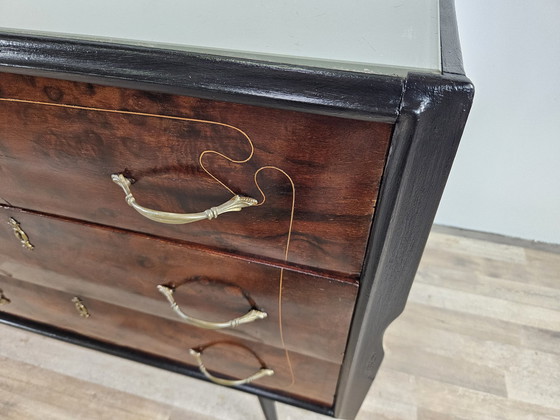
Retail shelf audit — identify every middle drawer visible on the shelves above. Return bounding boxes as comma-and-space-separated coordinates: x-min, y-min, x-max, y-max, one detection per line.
0, 206, 357, 364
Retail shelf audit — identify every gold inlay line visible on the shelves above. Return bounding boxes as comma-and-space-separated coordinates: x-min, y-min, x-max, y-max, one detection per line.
0, 96, 296, 387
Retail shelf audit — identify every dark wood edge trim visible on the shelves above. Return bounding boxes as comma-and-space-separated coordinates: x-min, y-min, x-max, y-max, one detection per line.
0, 312, 334, 417
440, 0, 466, 75
333, 72, 474, 419
0, 32, 403, 122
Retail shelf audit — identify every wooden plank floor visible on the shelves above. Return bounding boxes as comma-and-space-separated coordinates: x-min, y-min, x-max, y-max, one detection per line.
0, 226, 559, 419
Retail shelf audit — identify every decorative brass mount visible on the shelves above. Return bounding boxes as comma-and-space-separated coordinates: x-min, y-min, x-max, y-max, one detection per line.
111, 173, 257, 225
71, 297, 90, 318
9, 218, 34, 250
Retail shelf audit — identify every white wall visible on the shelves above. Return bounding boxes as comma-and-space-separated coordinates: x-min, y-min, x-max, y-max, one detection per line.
435, 0, 560, 244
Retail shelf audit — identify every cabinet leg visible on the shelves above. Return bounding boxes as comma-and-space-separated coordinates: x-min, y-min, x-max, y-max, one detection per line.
258, 396, 278, 420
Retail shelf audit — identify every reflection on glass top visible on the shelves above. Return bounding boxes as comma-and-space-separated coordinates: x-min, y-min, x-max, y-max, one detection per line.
0, 0, 441, 76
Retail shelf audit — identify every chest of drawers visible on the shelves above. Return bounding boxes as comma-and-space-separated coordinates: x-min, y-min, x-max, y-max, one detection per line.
0, 1, 473, 418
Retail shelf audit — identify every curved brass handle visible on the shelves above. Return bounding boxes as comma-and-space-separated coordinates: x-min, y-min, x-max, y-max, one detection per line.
189, 348, 274, 386
111, 174, 257, 224
157, 284, 267, 329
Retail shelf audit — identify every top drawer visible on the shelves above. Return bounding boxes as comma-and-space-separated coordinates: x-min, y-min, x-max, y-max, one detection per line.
0, 73, 392, 276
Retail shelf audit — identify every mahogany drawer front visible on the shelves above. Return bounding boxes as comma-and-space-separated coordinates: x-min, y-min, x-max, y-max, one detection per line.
0, 206, 358, 364
0, 73, 392, 276
0, 274, 342, 406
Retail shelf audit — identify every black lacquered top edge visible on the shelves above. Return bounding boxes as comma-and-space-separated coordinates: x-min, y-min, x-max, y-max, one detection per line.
0, 32, 404, 122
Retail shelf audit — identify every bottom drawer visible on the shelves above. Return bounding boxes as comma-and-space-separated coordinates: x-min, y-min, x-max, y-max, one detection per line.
0, 274, 342, 406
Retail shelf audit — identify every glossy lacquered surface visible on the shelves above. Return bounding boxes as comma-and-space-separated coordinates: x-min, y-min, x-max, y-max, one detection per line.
0, 206, 357, 364
0, 273, 342, 406
0, 0, 441, 73
0, 73, 392, 277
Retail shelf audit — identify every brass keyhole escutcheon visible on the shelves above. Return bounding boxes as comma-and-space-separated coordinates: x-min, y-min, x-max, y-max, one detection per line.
0, 289, 10, 305
8, 218, 34, 250
72, 297, 90, 318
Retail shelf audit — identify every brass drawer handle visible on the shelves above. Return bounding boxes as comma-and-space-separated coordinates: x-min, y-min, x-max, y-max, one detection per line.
189, 348, 274, 386
9, 218, 34, 250
157, 284, 267, 329
111, 174, 257, 224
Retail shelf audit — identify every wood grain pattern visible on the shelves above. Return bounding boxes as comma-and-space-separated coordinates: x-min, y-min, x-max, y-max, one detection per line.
0, 274, 342, 406
0, 72, 392, 277
2, 227, 558, 419
0, 357, 183, 420
0, 32, 405, 123
0, 206, 357, 364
